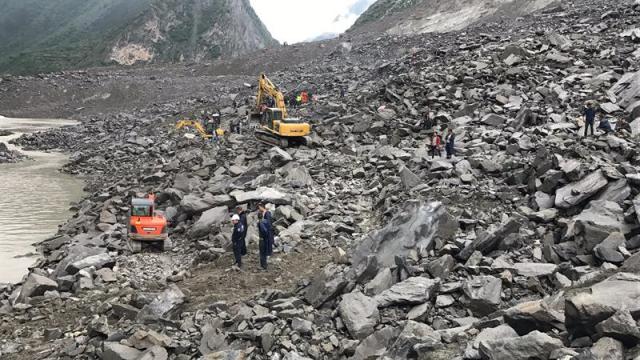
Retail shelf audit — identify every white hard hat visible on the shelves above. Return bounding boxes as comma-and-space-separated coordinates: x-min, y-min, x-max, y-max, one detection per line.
231, 214, 240, 221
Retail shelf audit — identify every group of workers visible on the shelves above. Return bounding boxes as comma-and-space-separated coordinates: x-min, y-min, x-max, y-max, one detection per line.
201, 110, 223, 141
287, 91, 313, 108
230, 202, 274, 271
422, 111, 456, 159
582, 101, 631, 137
429, 128, 456, 159
199, 109, 246, 142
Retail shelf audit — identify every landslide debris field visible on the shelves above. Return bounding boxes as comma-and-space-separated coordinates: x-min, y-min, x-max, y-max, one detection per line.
2, 0, 640, 359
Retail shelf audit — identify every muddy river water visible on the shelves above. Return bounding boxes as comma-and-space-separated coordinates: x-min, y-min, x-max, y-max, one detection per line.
0, 117, 85, 283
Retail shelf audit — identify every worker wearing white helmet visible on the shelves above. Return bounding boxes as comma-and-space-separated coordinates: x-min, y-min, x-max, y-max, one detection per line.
231, 214, 244, 270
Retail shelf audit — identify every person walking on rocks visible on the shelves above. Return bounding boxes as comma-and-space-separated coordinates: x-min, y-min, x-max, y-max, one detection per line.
258, 202, 274, 256
231, 214, 245, 270
445, 128, 456, 159
582, 101, 598, 137
230, 118, 240, 134
257, 205, 271, 271
430, 130, 442, 158
422, 109, 433, 130
235, 206, 248, 256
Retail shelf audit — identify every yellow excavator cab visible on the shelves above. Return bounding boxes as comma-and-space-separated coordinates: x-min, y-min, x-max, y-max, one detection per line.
249, 73, 312, 147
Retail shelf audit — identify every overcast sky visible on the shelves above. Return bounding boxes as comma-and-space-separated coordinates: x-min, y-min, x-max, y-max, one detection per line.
250, 0, 377, 44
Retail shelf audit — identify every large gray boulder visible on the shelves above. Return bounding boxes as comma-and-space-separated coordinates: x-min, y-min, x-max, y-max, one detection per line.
609, 70, 640, 108
595, 310, 640, 346
66, 253, 115, 274
399, 166, 420, 189
458, 218, 521, 260
338, 292, 379, 340
351, 201, 457, 269
138, 346, 168, 360
512, 263, 557, 277
565, 273, 640, 337
189, 206, 228, 238
375, 277, 440, 307
280, 163, 314, 187
426, 254, 456, 279
388, 321, 442, 358
16, 273, 58, 303
54, 245, 107, 278
231, 187, 291, 205
269, 146, 293, 166
570, 201, 630, 254
478, 331, 563, 360
364, 267, 393, 296
99, 209, 117, 224
631, 118, 640, 135
137, 285, 185, 323
503, 298, 565, 335
595, 179, 631, 205
555, 170, 608, 209
180, 193, 221, 214
588, 337, 624, 360
304, 263, 347, 308
352, 326, 399, 360
462, 276, 502, 316
102, 342, 143, 360
203, 350, 247, 359
464, 324, 518, 359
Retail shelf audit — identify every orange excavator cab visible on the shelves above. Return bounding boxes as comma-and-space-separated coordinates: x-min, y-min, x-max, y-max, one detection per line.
127, 194, 171, 253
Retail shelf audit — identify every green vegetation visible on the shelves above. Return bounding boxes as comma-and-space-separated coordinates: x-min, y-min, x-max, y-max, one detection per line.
0, 0, 276, 75
0, 0, 152, 74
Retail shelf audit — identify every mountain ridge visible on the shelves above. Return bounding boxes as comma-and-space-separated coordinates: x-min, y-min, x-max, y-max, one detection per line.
0, 0, 277, 75
349, 0, 560, 35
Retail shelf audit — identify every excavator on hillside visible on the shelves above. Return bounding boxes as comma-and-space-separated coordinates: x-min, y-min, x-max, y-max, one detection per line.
248, 73, 311, 147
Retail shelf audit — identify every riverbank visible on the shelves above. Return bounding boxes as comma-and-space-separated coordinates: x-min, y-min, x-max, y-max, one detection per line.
0, 117, 84, 283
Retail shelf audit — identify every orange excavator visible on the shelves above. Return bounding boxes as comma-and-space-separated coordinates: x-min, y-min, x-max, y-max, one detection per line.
127, 194, 171, 253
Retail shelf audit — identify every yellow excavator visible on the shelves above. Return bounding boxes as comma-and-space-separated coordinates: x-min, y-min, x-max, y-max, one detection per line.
175, 119, 212, 139
248, 73, 311, 147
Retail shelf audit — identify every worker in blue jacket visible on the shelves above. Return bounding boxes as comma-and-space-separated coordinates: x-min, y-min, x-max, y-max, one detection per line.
230, 214, 245, 269
257, 202, 273, 270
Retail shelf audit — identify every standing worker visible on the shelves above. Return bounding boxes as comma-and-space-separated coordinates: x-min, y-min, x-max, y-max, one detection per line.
235, 206, 248, 256
430, 130, 442, 159
211, 112, 221, 143
257, 213, 269, 271
422, 109, 433, 130
445, 128, 456, 159
231, 214, 245, 270
583, 101, 598, 137
257, 202, 273, 270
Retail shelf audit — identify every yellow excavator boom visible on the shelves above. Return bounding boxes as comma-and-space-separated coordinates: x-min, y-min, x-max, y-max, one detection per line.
176, 120, 212, 139
257, 73, 288, 119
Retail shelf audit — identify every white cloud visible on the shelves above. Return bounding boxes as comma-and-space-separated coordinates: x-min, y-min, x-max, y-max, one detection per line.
250, 0, 377, 44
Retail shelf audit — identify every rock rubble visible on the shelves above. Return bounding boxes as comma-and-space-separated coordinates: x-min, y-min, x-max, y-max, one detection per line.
2, 0, 640, 359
